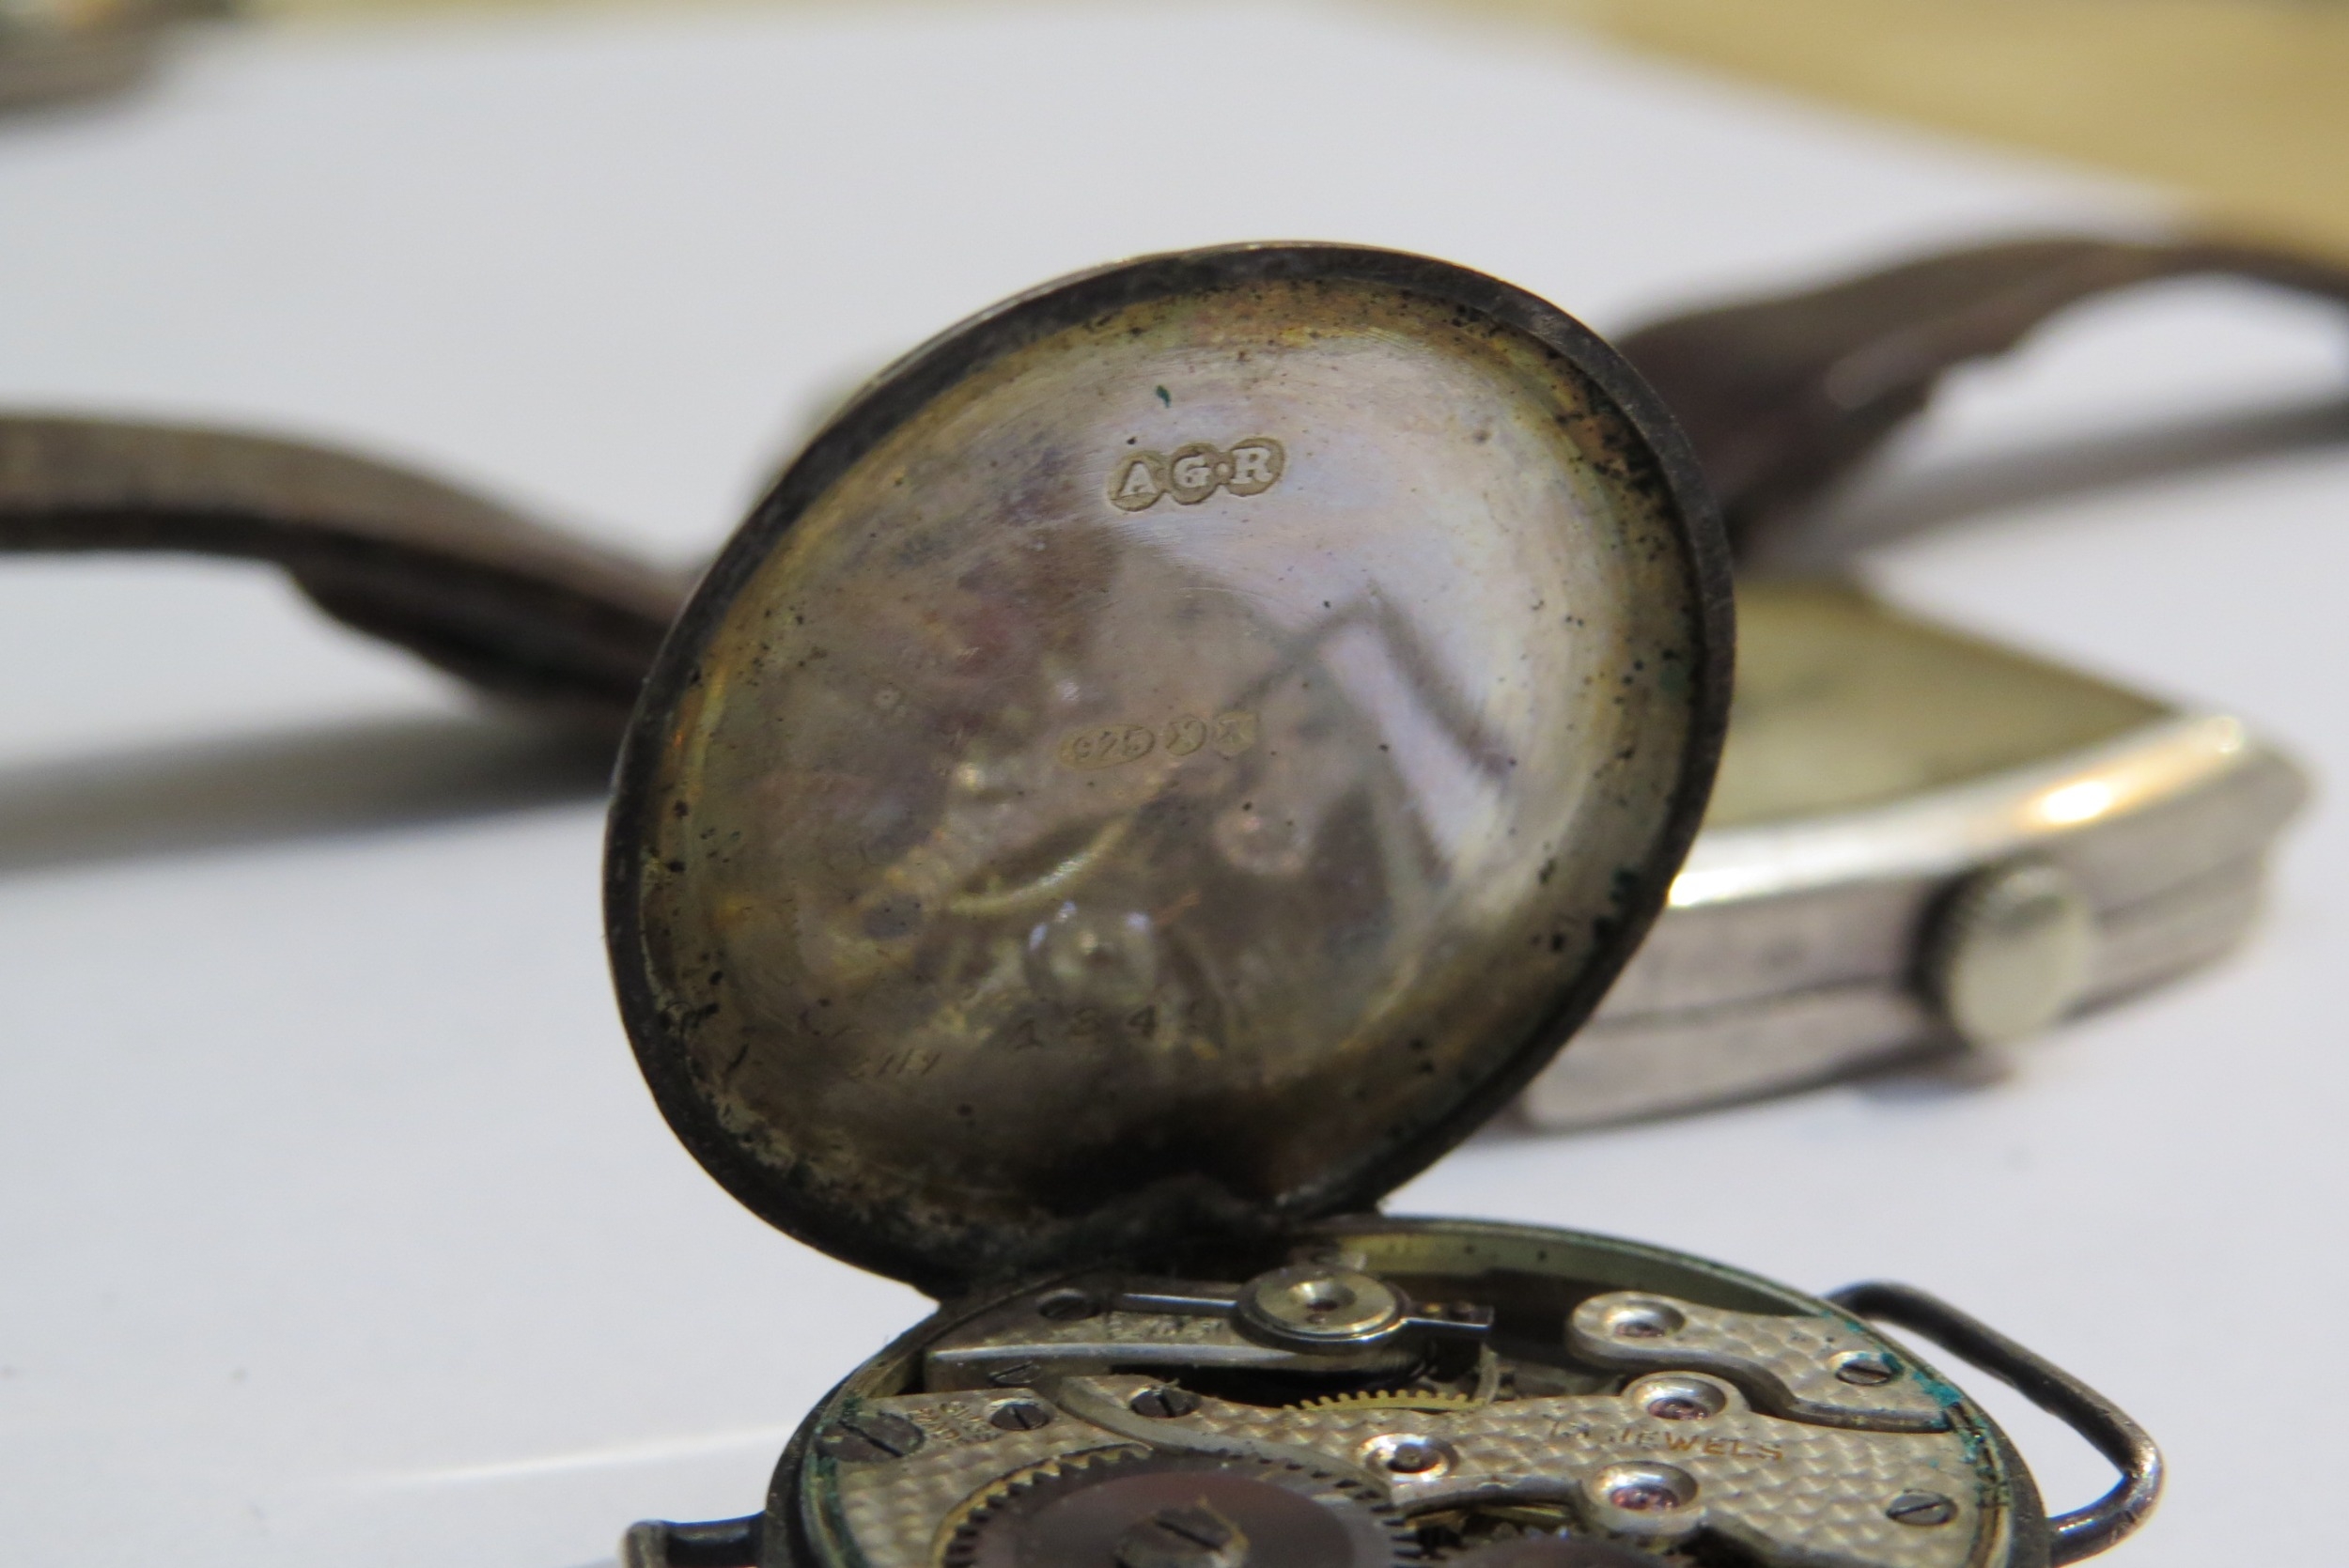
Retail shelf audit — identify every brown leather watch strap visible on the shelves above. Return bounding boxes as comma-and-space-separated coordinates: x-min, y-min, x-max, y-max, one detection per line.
1615, 234, 2349, 562
0, 415, 688, 733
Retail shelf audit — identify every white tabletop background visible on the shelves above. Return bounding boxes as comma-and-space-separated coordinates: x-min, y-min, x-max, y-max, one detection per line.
0, 4, 2341, 1564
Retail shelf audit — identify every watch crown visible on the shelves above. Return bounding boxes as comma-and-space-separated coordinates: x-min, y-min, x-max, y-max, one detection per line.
1925, 860, 2097, 1048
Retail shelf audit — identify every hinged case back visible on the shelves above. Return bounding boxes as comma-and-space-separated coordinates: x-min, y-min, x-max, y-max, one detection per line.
605, 244, 1732, 1296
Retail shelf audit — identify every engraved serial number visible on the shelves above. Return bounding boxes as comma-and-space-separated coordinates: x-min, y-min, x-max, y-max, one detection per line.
1058, 710, 1258, 770
1109, 437, 1284, 511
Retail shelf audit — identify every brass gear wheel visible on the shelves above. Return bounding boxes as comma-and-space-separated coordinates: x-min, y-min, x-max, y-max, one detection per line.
940, 1448, 1415, 1568
1297, 1388, 1485, 1414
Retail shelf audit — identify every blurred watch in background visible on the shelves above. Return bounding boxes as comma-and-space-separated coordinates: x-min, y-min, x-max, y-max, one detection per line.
1524, 578, 2303, 1127
1524, 236, 2342, 1125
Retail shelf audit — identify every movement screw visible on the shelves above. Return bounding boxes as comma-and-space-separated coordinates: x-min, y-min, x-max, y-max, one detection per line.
988, 1400, 1053, 1432
1886, 1490, 1958, 1528
1129, 1386, 1202, 1419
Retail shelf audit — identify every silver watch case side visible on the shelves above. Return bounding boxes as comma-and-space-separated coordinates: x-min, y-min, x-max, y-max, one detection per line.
1525, 587, 2306, 1129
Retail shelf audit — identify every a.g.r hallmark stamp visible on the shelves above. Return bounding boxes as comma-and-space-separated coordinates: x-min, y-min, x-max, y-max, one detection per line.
1109, 437, 1284, 511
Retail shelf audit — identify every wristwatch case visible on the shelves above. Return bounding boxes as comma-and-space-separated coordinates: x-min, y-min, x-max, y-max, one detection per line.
1529, 579, 2305, 1127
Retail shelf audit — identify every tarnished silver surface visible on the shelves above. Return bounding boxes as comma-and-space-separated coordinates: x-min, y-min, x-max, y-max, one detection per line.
609, 247, 1726, 1290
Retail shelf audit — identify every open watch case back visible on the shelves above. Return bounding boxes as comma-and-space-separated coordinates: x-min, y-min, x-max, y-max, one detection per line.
605, 244, 2158, 1568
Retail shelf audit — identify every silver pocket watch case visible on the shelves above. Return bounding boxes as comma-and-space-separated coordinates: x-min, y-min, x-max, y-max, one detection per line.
605, 243, 2158, 1568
